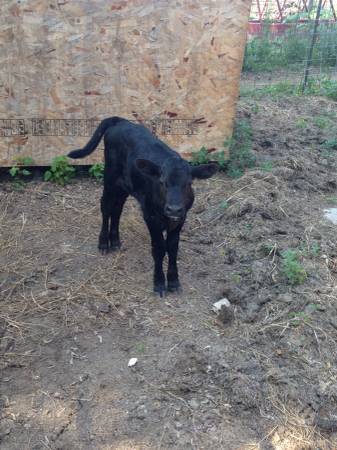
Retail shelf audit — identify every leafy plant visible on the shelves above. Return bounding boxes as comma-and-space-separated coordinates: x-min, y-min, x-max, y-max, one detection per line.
321, 80, 337, 101
190, 146, 210, 166
296, 118, 308, 129
9, 156, 34, 189
219, 200, 229, 210
44, 156, 76, 185
261, 242, 277, 256
213, 150, 227, 170
281, 249, 307, 285
300, 242, 321, 258
321, 138, 337, 150
313, 116, 328, 129
190, 119, 254, 178
89, 162, 104, 181
327, 196, 337, 204
288, 311, 310, 327
260, 161, 273, 172
230, 273, 242, 284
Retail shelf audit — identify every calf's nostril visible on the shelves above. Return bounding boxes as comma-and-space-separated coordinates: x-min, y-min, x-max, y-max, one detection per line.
165, 205, 183, 216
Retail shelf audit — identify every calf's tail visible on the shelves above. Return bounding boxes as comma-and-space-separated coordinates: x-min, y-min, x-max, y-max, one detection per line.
68, 116, 122, 159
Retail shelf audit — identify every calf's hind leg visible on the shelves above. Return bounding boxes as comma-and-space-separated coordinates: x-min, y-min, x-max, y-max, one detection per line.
99, 185, 128, 253
108, 187, 128, 250
99, 162, 128, 253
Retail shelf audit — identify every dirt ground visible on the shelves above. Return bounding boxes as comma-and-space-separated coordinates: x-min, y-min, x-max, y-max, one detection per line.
1, 95, 337, 450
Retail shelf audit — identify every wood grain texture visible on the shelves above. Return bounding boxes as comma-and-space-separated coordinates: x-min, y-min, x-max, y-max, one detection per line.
0, 0, 251, 166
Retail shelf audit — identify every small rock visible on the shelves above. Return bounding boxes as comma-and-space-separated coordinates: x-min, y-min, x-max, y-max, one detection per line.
128, 357, 138, 367
213, 298, 234, 324
315, 410, 337, 432
189, 399, 199, 409
135, 405, 147, 419
278, 293, 293, 304
98, 303, 111, 313
53, 392, 63, 399
212, 298, 231, 312
329, 318, 337, 330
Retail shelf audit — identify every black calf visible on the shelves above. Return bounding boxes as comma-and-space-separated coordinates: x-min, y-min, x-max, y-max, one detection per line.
68, 117, 217, 296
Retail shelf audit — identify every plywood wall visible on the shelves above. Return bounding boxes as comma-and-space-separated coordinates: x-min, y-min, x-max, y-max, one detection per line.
0, 0, 251, 166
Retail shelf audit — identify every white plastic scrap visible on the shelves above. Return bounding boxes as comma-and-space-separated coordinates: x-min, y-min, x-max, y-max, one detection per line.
128, 357, 138, 367
212, 298, 231, 313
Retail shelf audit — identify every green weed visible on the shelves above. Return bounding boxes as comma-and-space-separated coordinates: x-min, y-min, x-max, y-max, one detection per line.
260, 161, 273, 172
190, 146, 210, 166
281, 249, 307, 285
261, 242, 277, 256
321, 138, 337, 150
44, 156, 76, 186
190, 119, 254, 178
300, 242, 321, 258
313, 116, 328, 129
136, 343, 145, 354
296, 118, 308, 129
321, 80, 337, 101
89, 162, 104, 181
288, 311, 310, 327
9, 156, 34, 189
327, 196, 337, 204
219, 200, 229, 210
230, 273, 242, 284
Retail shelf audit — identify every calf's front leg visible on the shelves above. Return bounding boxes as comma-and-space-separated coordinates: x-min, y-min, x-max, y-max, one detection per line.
166, 224, 182, 292
145, 219, 166, 297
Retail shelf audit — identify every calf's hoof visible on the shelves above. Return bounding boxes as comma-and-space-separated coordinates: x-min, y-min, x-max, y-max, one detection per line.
154, 283, 166, 298
98, 243, 110, 255
110, 240, 121, 251
167, 279, 181, 293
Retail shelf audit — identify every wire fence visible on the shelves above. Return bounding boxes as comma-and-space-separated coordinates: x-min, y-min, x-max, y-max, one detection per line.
241, 0, 337, 90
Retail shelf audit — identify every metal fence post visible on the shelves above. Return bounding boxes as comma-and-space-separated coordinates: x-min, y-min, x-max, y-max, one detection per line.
302, 0, 323, 92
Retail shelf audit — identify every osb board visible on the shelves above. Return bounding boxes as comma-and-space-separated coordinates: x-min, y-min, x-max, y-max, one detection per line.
0, 0, 251, 166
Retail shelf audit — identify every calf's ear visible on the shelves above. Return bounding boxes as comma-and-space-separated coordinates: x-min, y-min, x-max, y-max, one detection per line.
136, 159, 161, 178
191, 163, 218, 179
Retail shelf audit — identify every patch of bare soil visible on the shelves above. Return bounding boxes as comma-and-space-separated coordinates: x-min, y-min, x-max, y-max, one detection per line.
1, 95, 337, 450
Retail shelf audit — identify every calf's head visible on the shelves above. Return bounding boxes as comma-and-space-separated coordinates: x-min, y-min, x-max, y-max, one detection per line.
136, 157, 218, 220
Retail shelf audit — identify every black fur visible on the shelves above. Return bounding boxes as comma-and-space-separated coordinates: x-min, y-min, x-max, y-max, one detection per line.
68, 117, 218, 296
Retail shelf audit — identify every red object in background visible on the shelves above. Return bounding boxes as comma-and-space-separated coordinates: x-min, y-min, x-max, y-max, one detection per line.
269, 22, 291, 35
248, 21, 291, 36
248, 21, 264, 35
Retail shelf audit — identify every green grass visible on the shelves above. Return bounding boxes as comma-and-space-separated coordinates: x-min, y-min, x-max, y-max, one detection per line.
240, 82, 299, 99
225, 118, 255, 178
260, 161, 273, 172
313, 116, 329, 129
240, 79, 337, 101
